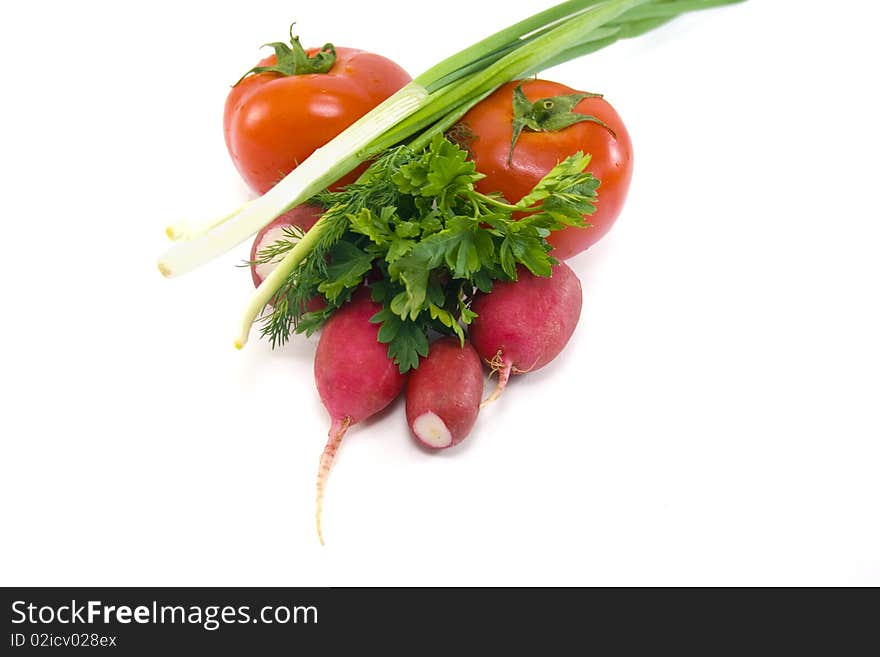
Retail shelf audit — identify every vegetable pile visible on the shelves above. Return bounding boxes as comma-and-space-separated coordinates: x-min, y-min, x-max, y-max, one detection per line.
260, 135, 601, 367
158, 0, 745, 542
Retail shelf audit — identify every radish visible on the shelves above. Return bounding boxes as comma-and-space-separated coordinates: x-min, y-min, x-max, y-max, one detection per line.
313, 291, 407, 543
249, 204, 322, 287
406, 337, 483, 450
249, 204, 326, 313
469, 263, 582, 405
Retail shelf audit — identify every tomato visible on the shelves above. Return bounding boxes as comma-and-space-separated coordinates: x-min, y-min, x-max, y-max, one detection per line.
456, 79, 633, 259
224, 39, 411, 194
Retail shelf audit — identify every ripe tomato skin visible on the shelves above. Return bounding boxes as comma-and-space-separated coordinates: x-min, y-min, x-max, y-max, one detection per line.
458, 80, 633, 259
224, 47, 411, 194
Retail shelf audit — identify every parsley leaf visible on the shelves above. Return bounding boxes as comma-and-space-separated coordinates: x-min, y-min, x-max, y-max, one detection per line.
317, 241, 374, 302
393, 134, 483, 208
370, 307, 429, 372
255, 136, 602, 372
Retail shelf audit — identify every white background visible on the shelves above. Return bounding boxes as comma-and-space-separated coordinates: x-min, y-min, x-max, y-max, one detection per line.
1, 1, 878, 586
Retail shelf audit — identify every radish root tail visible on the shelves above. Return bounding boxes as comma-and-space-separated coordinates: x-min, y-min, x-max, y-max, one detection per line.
316, 416, 352, 546
481, 356, 512, 408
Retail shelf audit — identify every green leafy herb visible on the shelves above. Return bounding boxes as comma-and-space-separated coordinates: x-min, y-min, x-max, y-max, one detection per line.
255, 207, 349, 348
317, 242, 373, 302
369, 307, 429, 373
256, 134, 599, 370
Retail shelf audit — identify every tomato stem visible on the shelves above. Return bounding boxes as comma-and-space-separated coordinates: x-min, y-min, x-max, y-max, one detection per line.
233, 24, 336, 86
507, 84, 615, 166
365, 0, 649, 158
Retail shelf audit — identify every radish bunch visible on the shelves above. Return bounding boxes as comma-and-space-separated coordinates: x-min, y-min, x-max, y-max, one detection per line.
250, 211, 584, 543
153, 0, 753, 546
251, 201, 582, 544
315, 271, 581, 542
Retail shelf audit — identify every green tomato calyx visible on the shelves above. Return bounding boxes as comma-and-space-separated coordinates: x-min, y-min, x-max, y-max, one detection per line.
234, 24, 336, 85
508, 84, 616, 166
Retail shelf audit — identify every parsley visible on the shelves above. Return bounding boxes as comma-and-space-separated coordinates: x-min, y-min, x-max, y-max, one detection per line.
255, 134, 599, 371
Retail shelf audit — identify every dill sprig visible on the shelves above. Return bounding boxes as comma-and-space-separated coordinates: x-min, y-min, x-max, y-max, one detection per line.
253, 134, 600, 371
250, 225, 305, 266
256, 147, 418, 347
257, 208, 346, 348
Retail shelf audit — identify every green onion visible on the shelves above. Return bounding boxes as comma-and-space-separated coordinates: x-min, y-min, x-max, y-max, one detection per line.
155, 0, 745, 347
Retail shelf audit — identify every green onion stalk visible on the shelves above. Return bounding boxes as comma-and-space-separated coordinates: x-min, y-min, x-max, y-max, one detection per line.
155, 0, 745, 348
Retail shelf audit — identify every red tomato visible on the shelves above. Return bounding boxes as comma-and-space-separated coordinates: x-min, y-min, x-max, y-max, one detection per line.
224, 45, 411, 194
457, 79, 633, 259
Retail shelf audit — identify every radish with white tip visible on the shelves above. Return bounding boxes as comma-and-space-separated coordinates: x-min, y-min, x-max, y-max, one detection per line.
250, 204, 322, 284
406, 337, 484, 449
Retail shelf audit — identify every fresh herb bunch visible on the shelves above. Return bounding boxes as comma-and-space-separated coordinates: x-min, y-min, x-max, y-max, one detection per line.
255, 134, 599, 372
160, 0, 746, 359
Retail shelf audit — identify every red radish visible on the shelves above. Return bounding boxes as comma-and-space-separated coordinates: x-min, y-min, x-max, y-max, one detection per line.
313, 291, 407, 544
250, 204, 322, 286
406, 338, 484, 450
469, 263, 582, 405
250, 204, 325, 311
